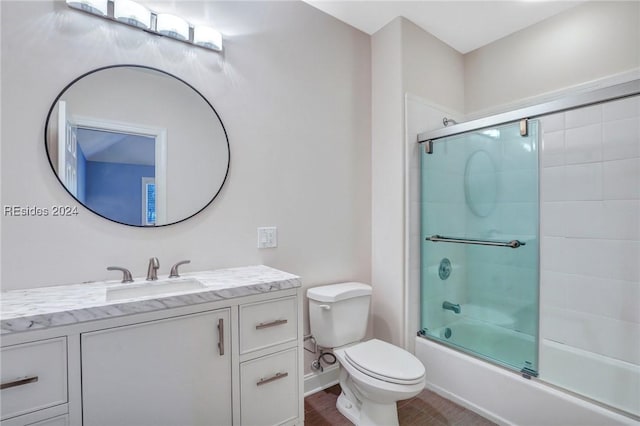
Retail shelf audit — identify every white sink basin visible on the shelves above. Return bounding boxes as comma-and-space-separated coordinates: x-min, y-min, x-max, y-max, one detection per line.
106, 279, 206, 301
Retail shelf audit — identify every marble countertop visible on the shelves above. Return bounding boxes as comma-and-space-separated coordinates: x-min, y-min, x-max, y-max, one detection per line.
0, 265, 300, 334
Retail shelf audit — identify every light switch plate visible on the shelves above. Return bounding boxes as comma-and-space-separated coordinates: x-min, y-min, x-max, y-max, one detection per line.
257, 227, 277, 248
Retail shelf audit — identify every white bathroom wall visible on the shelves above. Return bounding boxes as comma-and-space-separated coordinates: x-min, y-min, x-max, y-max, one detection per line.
0, 0, 372, 327
464, 1, 640, 117
539, 96, 640, 416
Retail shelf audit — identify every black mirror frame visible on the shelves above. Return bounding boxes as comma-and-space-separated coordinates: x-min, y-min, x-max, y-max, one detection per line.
44, 64, 230, 227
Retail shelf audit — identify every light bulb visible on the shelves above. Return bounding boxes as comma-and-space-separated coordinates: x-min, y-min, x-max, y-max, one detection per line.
156, 13, 190, 41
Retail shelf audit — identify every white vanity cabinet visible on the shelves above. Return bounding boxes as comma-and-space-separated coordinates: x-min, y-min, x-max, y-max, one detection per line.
81, 309, 231, 426
0, 266, 303, 426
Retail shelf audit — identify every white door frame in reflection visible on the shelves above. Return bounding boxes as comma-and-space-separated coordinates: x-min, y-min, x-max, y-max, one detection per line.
64, 109, 168, 225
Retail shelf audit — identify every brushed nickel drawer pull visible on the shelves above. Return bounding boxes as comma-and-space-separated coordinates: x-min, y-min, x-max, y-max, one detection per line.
255, 319, 288, 330
257, 372, 288, 386
217, 318, 224, 356
1, 376, 39, 390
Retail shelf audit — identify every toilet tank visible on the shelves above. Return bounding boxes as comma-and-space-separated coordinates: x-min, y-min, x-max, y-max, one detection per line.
307, 282, 371, 349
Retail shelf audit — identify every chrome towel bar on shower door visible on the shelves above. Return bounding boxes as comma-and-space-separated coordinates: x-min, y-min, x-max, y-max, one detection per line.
426, 235, 526, 249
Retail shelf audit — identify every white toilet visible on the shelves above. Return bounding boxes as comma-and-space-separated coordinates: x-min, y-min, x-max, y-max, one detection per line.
307, 282, 426, 426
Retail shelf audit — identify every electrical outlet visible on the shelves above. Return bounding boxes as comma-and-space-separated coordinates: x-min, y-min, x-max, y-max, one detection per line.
257, 227, 277, 248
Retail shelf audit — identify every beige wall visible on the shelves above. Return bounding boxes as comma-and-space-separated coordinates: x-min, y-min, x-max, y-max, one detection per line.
465, 1, 640, 116
401, 19, 465, 113
0, 0, 372, 333
371, 17, 404, 346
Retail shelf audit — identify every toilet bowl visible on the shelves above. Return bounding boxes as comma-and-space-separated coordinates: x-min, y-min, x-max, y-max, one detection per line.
334, 339, 425, 425
307, 282, 426, 426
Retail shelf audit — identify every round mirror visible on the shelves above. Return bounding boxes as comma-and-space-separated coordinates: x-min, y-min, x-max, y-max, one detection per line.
45, 65, 229, 227
464, 149, 497, 217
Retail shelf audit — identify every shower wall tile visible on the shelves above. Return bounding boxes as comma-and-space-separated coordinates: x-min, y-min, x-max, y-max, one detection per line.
564, 163, 603, 201
601, 200, 640, 240
422, 202, 466, 235
498, 171, 537, 202
502, 135, 537, 171
603, 157, 640, 200
602, 96, 640, 121
602, 117, 640, 161
422, 170, 465, 203
540, 202, 566, 237
541, 130, 565, 167
540, 270, 567, 309
542, 237, 639, 283
543, 201, 639, 241
499, 203, 538, 236
564, 273, 640, 324
564, 104, 601, 129
540, 166, 566, 201
539, 112, 565, 133
565, 124, 602, 164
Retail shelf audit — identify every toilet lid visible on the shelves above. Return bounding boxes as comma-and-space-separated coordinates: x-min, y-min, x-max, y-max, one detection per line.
343, 339, 425, 385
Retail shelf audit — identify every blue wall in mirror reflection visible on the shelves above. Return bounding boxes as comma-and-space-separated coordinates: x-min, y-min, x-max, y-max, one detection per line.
85, 161, 154, 226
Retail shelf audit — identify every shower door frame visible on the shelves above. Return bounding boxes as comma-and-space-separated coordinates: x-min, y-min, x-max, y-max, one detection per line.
417, 79, 640, 145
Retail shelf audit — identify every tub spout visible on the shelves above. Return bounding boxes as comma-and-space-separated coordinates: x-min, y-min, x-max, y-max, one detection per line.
442, 301, 461, 314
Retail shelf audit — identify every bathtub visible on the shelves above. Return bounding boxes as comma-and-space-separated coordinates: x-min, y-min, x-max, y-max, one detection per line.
429, 319, 536, 373
415, 330, 638, 425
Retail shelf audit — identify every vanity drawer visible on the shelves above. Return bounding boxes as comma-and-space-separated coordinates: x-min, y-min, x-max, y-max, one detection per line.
1, 337, 68, 420
239, 296, 297, 354
240, 348, 299, 426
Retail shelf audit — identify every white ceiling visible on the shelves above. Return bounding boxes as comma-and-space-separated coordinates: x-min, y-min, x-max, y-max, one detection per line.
302, 1, 583, 53
77, 128, 156, 166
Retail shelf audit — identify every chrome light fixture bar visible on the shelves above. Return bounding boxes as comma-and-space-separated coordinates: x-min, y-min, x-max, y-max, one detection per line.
66, 0, 223, 52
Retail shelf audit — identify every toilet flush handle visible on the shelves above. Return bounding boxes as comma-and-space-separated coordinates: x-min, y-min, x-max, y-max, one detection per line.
319, 304, 331, 310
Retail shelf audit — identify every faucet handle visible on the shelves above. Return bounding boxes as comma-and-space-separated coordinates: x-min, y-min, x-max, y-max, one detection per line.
107, 266, 134, 283
169, 260, 191, 278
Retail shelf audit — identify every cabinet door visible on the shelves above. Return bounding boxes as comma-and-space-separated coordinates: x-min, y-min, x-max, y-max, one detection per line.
81, 309, 231, 426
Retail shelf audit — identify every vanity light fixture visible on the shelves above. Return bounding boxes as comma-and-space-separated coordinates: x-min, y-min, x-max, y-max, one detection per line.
65, 0, 223, 52
193, 26, 223, 51
113, 0, 151, 29
156, 13, 190, 41
66, 0, 109, 16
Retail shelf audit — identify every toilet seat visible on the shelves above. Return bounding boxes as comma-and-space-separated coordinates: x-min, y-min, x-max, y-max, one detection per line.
342, 339, 425, 385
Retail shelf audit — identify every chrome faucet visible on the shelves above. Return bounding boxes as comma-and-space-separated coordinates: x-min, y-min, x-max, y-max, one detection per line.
169, 260, 191, 278
107, 266, 134, 283
442, 301, 461, 314
146, 257, 160, 281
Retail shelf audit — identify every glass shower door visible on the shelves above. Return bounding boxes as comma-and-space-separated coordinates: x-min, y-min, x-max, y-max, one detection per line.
420, 120, 539, 375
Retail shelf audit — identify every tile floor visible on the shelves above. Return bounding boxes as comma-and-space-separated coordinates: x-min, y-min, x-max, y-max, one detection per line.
304, 384, 497, 425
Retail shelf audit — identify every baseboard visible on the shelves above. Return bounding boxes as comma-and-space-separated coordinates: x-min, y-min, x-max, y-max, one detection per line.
303, 364, 340, 397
